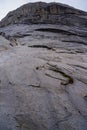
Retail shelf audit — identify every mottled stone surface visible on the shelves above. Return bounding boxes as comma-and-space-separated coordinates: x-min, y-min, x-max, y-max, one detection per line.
0, 45, 87, 130
0, 2, 87, 27
0, 2, 87, 130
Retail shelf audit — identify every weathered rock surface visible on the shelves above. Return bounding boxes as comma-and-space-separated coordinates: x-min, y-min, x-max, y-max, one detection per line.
0, 2, 87, 27
0, 2, 87, 130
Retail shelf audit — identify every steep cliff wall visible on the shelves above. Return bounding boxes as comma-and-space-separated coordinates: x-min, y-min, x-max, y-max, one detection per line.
0, 2, 87, 27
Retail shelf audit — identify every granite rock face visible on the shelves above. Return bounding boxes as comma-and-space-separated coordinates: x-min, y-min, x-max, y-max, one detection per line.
0, 2, 87, 130
0, 2, 87, 27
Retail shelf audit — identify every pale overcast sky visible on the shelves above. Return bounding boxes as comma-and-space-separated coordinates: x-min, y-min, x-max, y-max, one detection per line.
0, 0, 87, 20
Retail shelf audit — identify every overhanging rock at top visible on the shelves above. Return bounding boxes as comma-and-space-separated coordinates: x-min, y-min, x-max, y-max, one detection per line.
0, 2, 87, 27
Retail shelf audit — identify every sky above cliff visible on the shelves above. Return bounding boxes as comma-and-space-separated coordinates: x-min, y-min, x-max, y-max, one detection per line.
0, 0, 87, 20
